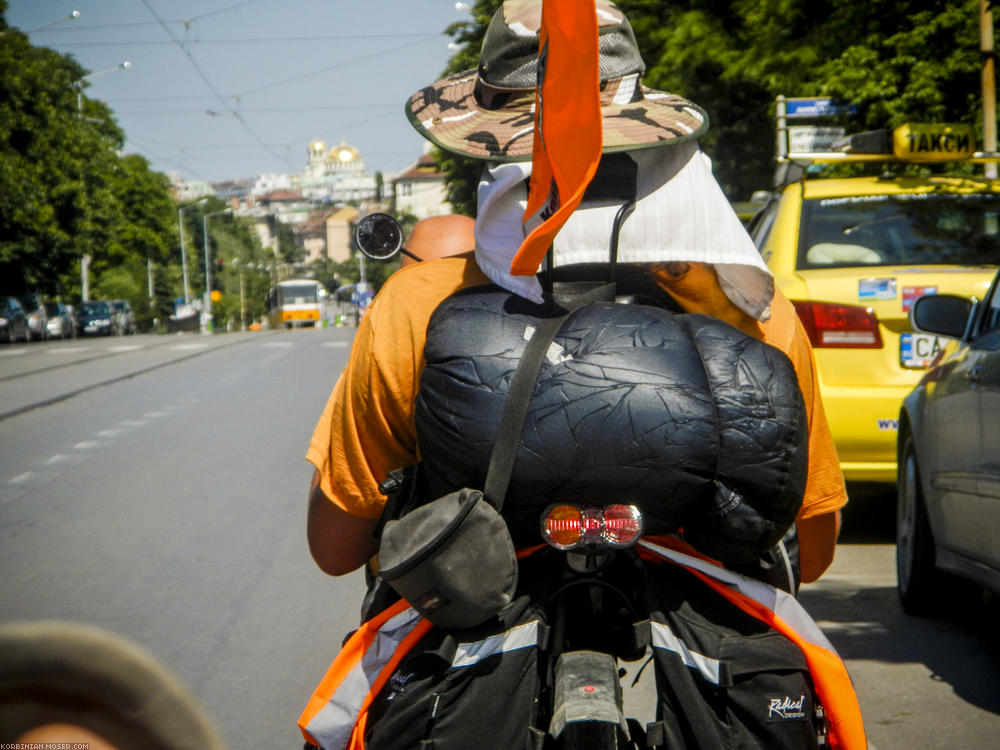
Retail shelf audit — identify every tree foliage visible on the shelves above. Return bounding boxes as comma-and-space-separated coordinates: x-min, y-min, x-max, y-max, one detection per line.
0, 12, 181, 303
437, 0, 994, 206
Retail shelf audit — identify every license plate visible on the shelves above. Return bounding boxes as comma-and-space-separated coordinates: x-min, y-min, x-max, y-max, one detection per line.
900, 332, 945, 368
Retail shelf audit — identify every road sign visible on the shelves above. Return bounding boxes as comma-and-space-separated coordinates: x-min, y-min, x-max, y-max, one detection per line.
788, 125, 846, 153
784, 97, 855, 118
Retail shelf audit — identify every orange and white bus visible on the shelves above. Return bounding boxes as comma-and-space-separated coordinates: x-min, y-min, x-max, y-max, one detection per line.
267, 279, 324, 328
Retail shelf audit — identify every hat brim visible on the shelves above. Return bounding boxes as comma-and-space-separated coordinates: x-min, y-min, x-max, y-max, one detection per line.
406, 69, 709, 162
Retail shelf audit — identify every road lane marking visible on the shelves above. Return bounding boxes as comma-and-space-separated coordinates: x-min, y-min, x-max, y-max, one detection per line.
108, 345, 143, 352
143, 411, 169, 418
74, 440, 103, 450
322, 342, 349, 348
171, 343, 208, 351
263, 341, 294, 347
97, 428, 125, 437
47, 347, 90, 354
0, 349, 27, 357
8, 471, 35, 484
44, 454, 71, 465
119, 419, 148, 427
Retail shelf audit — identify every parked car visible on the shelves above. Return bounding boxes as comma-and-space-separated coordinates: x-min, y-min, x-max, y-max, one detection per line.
18, 293, 48, 342
895, 267, 1000, 614
76, 301, 118, 336
45, 302, 76, 339
1, 295, 29, 343
751, 121, 998, 482
109, 299, 137, 335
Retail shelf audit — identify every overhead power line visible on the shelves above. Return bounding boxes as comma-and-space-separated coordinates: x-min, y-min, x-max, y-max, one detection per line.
137, 0, 293, 171
47, 32, 442, 45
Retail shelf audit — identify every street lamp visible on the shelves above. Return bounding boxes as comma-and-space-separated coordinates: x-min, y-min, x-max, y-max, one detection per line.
178, 198, 207, 304
203, 208, 233, 333
75, 61, 130, 116
28, 10, 81, 33
0, 10, 80, 36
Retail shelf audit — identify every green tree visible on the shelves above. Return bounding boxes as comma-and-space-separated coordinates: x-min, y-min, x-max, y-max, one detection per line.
436, 1, 994, 206
0, 4, 181, 323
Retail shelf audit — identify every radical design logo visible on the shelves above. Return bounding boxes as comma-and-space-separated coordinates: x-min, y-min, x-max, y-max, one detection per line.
767, 694, 808, 721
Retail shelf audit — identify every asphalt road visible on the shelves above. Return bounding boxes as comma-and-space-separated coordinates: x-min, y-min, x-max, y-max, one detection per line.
1, 328, 365, 749
2, 330, 998, 749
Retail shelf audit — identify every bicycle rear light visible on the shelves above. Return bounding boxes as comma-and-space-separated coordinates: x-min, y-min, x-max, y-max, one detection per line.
541, 504, 644, 550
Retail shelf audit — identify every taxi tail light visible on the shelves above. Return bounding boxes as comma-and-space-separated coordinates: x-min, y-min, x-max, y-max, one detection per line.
541, 504, 643, 550
792, 300, 883, 349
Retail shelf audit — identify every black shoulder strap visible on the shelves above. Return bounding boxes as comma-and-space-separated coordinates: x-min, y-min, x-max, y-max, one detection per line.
483, 283, 615, 510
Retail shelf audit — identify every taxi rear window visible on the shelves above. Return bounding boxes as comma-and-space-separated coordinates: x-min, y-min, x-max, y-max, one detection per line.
797, 193, 1000, 269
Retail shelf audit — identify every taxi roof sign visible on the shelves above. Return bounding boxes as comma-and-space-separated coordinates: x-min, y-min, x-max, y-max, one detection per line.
893, 123, 976, 161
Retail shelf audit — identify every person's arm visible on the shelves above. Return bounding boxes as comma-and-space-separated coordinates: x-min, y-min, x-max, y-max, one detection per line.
307, 470, 378, 576
796, 510, 841, 583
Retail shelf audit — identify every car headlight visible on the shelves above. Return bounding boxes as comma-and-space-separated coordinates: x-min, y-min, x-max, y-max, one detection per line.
0, 317, 8, 325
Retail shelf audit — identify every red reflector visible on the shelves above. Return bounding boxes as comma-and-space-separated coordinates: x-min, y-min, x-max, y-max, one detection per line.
792, 300, 883, 349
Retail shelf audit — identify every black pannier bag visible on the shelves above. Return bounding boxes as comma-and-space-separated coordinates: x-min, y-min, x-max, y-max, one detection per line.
638, 559, 826, 750
414, 285, 808, 567
362, 597, 547, 750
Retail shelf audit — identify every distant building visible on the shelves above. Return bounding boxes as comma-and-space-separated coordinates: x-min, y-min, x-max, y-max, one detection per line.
299, 139, 377, 204
169, 139, 444, 263
390, 150, 449, 219
294, 206, 358, 263
170, 174, 215, 202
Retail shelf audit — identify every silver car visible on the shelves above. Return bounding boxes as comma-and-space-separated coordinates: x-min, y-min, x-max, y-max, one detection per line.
896, 268, 1000, 614
45, 302, 76, 339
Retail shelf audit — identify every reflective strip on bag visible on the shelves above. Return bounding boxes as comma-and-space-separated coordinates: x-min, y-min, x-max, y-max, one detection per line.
648, 620, 722, 685
638, 538, 868, 750
451, 620, 541, 669
299, 601, 430, 750
300, 608, 542, 749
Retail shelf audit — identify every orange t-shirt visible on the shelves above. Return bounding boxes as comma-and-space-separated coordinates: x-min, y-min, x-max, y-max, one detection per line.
307, 257, 847, 524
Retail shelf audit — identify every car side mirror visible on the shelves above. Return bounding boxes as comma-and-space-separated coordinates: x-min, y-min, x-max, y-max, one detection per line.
910, 294, 974, 339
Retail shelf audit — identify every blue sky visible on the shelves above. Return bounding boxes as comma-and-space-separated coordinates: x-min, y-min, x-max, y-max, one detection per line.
7, 0, 470, 183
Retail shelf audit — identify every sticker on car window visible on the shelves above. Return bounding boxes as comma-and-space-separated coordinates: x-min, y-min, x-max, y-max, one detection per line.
902, 286, 937, 312
858, 278, 897, 300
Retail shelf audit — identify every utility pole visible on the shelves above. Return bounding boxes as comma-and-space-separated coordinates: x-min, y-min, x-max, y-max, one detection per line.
202, 208, 232, 334
179, 207, 191, 304
983, 1, 997, 177
81, 254, 91, 302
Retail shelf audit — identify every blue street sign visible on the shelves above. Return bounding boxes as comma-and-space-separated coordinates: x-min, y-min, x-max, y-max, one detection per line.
785, 98, 856, 118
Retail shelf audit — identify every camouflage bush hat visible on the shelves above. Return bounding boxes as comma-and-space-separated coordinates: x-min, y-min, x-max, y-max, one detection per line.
405, 0, 708, 162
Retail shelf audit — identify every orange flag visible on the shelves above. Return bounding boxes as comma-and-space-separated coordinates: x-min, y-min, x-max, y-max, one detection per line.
511, 0, 603, 277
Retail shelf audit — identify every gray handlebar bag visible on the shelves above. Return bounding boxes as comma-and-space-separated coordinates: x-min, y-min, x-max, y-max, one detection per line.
378, 488, 517, 630
414, 285, 809, 567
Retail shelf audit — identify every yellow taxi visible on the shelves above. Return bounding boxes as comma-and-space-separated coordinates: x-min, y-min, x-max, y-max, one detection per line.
750, 121, 999, 482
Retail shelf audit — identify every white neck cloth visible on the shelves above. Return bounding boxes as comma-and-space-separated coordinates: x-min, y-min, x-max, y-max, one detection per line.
473, 141, 774, 321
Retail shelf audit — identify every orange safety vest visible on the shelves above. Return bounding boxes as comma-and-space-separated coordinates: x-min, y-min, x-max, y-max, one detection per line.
299, 540, 867, 750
